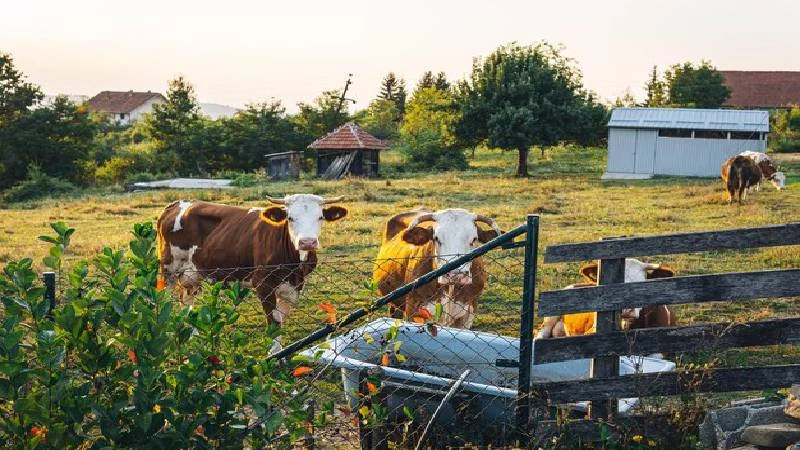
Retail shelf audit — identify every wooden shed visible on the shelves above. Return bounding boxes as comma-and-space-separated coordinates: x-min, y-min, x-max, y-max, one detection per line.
265, 151, 301, 180
309, 123, 389, 179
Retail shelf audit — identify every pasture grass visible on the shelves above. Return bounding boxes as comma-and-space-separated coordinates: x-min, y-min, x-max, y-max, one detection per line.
2, 145, 799, 412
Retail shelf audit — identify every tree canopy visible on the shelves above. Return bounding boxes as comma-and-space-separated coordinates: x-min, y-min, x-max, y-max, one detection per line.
664, 61, 731, 108
455, 42, 608, 176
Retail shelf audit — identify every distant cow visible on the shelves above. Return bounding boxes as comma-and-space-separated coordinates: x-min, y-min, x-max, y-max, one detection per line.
536, 259, 676, 339
738, 151, 785, 191
721, 156, 762, 205
372, 208, 501, 329
156, 194, 348, 332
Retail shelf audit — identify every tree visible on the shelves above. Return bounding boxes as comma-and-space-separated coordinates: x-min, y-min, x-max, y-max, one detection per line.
644, 65, 666, 107
663, 61, 731, 108
294, 89, 350, 138
220, 101, 306, 170
378, 72, 407, 117
399, 86, 466, 170
455, 42, 608, 176
434, 72, 450, 91
614, 88, 638, 107
417, 71, 450, 92
0, 52, 42, 124
144, 76, 205, 173
359, 98, 400, 140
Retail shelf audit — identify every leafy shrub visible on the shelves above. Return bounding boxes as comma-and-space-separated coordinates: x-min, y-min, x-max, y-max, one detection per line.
0, 222, 311, 448
772, 138, 800, 153
230, 173, 260, 187
124, 172, 158, 183
398, 128, 468, 171
1, 165, 76, 204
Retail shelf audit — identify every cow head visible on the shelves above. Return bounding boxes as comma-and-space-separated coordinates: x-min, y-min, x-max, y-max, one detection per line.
579, 258, 676, 319
260, 194, 347, 260
770, 171, 786, 190
401, 209, 501, 285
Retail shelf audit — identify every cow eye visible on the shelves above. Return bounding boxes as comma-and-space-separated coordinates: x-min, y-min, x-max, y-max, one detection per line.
434, 236, 441, 244
288, 217, 295, 222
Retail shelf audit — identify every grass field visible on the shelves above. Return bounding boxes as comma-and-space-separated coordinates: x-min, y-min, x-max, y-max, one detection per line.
1, 146, 799, 374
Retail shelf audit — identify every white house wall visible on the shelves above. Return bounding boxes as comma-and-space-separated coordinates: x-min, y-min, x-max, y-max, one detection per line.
653, 137, 766, 177
633, 130, 657, 174
129, 97, 166, 123
607, 128, 637, 173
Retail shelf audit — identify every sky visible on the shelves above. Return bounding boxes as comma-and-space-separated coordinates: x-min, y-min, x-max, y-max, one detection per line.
4, 0, 800, 113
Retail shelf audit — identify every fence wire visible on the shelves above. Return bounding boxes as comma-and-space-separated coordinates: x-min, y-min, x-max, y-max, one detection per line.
152, 246, 529, 448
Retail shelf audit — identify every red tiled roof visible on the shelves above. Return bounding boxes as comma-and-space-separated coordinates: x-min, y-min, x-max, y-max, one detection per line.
721, 71, 800, 108
87, 91, 165, 114
308, 122, 389, 151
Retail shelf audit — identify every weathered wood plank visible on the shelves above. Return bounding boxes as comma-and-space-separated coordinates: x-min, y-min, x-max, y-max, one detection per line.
544, 222, 800, 263
590, 256, 624, 419
533, 318, 800, 364
533, 364, 800, 402
538, 269, 800, 316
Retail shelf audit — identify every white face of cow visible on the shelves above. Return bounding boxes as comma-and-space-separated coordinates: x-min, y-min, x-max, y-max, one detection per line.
621, 259, 663, 319
402, 209, 501, 286
771, 172, 786, 190
260, 194, 347, 260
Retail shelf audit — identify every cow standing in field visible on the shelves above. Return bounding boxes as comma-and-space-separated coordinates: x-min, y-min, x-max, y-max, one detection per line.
737, 151, 785, 191
721, 156, 762, 205
372, 208, 501, 329
535, 259, 676, 339
156, 194, 348, 334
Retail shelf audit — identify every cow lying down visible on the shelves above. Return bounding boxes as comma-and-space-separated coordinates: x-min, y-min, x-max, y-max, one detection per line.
536, 258, 676, 339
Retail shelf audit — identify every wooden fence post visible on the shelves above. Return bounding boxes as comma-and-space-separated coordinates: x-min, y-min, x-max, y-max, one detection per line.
589, 252, 624, 420
43, 272, 56, 319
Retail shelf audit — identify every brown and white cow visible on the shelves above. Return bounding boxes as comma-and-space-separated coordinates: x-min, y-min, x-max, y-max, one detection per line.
156, 194, 348, 333
372, 208, 501, 329
535, 259, 676, 339
738, 151, 785, 191
721, 156, 762, 205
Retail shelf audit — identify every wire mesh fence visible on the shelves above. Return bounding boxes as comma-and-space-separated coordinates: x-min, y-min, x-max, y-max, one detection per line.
150, 243, 529, 448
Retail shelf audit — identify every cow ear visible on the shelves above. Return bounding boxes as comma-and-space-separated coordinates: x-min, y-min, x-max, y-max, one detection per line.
322, 206, 348, 222
579, 261, 599, 284
402, 227, 433, 246
647, 265, 675, 279
260, 206, 287, 225
477, 229, 500, 243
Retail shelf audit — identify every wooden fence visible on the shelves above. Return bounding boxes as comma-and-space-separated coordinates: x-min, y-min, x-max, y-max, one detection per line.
530, 222, 800, 439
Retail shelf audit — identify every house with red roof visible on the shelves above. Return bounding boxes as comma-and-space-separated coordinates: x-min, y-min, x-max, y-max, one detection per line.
721, 71, 800, 109
87, 90, 166, 124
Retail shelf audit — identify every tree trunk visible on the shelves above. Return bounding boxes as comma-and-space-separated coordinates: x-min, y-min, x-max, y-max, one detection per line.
516, 147, 529, 177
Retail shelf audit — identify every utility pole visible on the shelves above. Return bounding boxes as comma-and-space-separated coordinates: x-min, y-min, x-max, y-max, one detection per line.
337, 73, 356, 113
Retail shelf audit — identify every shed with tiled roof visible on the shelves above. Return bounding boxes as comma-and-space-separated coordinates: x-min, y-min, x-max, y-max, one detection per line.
309, 122, 389, 178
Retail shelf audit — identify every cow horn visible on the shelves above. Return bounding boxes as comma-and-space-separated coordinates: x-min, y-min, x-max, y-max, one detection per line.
407, 213, 435, 230
474, 214, 502, 235
320, 196, 345, 204
266, 196, 287, 205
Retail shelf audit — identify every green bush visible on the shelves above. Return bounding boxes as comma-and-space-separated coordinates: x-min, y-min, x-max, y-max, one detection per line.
398, 129, 468, 172
1, 166, 76, 204
0, 222, 311, 448
230, 173, 260, 188
772, 138, 800, 153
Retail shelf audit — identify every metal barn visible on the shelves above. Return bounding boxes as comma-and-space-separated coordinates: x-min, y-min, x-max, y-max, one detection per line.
604, 108, 769, 179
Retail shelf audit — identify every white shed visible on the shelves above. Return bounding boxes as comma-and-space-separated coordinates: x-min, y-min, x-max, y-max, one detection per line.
604, 108, 769, 179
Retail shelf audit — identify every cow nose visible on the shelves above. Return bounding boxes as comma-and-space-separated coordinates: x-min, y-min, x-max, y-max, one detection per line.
298, 238, 319, 250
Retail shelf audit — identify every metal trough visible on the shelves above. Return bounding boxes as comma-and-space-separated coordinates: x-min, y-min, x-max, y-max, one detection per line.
300, 318, 675, 432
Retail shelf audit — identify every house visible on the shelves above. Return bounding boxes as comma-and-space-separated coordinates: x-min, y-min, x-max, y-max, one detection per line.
604, 107, 769, 179
87, 90, 166, 124
721, 71, 800, 109
309, 123, 389, 179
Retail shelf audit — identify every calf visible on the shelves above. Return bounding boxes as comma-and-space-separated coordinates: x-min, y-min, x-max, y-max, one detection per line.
536, 259, 676, 339
372, 208, 501, 329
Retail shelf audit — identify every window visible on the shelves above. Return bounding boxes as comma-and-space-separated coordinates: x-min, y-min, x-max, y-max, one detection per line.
694, 130, 727, 139
730, 131, 759, 140
658, 129, 692, 138
119, 113, 127, 120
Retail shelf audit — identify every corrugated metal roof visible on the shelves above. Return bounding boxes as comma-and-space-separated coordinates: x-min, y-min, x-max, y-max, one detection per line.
608, 107, 769, 132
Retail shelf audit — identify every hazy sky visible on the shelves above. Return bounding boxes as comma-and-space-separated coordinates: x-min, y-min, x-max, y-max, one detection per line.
4, 0, 799, 112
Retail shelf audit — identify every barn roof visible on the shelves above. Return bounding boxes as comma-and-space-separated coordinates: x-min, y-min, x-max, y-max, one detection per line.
87, 91, 165, 114
308, 122, 389, 151
721, 71, 800, 108
608, 107, 769, 132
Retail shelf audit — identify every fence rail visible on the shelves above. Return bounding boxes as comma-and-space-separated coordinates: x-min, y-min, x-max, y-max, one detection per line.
533, 220, 800, 440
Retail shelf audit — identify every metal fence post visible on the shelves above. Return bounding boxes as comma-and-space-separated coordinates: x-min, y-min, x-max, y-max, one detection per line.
516, 214, 539, 442
43, 272, 56, 318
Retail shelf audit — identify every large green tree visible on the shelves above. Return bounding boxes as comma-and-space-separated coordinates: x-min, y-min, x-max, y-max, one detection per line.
416, 71, 450, 92
359, 98, 400, 140
664, 61, 731, 108
144, 76, 205, 173
644, 65, 666, 107
378, 72, 407, 117
456, 42, 608, 176
399, 86, 466, 170
294, 89, 350, 139
221, 101, 306, 170
0, 52, 42, 123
